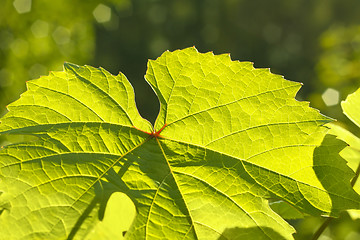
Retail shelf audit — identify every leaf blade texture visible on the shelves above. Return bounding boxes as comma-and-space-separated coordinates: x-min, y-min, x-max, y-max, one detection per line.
338, 88, 360, 198
342, 88, 360, 129
326, 88, 360, 219
1, 47, 360, 239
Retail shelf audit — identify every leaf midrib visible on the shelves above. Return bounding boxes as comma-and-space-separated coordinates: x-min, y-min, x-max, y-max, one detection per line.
47, 135, 151, 236
156, 137, 275, 239
161, 137, 360, 213
0, 120, 136, 134
152, 138, 199, 240
163, 82, 300, 129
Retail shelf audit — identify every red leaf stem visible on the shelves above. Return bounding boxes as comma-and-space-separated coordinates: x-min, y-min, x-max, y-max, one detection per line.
132, 124, 167, 138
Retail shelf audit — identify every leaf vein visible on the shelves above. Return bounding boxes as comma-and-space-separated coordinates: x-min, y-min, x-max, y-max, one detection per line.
67, 66, 135, 125
165, 84, 298, 128
30, 82, 105, 122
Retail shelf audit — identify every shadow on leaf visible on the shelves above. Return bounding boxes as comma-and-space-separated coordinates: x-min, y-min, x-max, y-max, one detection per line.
218, 226, 289, 240
313, 134, 360, 216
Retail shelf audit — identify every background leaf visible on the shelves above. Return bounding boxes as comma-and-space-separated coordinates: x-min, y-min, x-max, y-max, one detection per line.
269, 200, 305, 220
342, 88, 360, 129
326, 88, 360, 220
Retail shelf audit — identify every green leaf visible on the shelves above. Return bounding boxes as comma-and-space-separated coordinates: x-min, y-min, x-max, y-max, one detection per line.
1, 47, 360, 239
269, 200, 304, 220
326, 88, 360, 219
342, 88, 360, 129
340, 89, 360, 185
327, 123, 360, 220
327, 123, 360, 183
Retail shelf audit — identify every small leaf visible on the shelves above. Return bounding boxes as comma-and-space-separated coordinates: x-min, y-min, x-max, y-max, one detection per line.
340, 89, 360, 186
326, 88, 360, 220
342, 88, 360, 129
269, 200, 304, 220
327, 123, 360, 183
1, 48, 360, 239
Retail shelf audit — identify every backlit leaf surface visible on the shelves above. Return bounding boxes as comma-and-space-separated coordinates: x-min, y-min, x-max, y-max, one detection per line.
327, 88, 360, 219
1, 48, 360, 239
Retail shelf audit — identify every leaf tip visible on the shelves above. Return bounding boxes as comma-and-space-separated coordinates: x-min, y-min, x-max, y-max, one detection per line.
63, 62, 80, 71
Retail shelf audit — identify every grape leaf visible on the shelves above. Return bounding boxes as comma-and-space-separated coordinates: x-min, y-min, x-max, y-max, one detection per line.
269, 200, 304, 220
342, 88, 360, 129
327, 123, 360, 220
326, 88, 360, 219
1, 47, 360, 239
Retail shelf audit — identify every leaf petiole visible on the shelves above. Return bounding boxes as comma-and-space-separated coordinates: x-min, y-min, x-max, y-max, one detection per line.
132, 124, 167, 138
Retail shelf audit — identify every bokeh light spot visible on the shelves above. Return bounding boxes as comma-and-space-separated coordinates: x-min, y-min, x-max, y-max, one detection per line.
13, 0, 32, 14
322, 88, 340, 106
93, 4, 111, 23
31, 20, 49, 38
29, 64, 47, 79
10, 38, 29, 57
52, 27, 71, 45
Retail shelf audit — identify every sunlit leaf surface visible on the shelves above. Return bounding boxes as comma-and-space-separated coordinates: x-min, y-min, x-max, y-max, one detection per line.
327, 88, 360, 220
1, 48, 360, 239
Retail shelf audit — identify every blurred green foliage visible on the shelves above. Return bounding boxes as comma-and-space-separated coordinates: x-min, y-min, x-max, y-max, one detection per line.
0, 0, 128, 116
313, 25, 360, 131
1, 0, 360, 239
